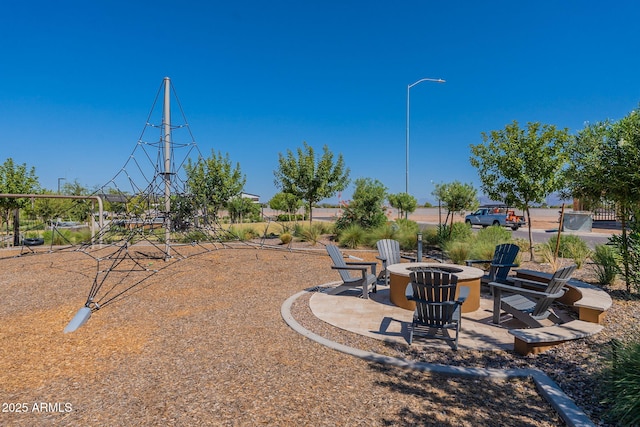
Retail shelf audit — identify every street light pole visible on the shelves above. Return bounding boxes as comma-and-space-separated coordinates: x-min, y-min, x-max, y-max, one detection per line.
405, 78, 445, 198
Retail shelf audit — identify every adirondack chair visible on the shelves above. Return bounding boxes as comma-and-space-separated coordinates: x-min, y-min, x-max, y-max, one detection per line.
325, 244, 378, 299
376, 239, 416, 285
490, 264, 577, 327
465, 243, 520, 285
406, 269, 469, 349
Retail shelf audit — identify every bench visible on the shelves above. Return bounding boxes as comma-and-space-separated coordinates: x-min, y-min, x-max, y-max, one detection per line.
509, 320, 604, 355
513, 269, 612, 324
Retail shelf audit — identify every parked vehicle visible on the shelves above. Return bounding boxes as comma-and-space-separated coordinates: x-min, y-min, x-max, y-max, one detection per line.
465, 205, 526, 231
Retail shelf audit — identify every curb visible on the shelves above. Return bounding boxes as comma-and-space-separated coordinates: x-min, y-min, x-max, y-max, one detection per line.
281, 288, 595, 427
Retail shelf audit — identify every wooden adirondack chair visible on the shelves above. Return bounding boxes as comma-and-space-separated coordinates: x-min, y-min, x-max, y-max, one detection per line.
490, 264, 577, 327
376, 239, 416, 285
406, 269, 469, 350
325, 244, 378, 299
465, 243, 520, 285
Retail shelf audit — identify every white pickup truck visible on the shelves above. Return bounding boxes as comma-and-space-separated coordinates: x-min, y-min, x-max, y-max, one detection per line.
465, 206, 526, 231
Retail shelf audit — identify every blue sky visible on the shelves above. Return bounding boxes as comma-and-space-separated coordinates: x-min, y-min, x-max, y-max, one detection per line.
2, 1, 639, 204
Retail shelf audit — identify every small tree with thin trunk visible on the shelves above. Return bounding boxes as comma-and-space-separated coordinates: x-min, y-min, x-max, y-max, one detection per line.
432, 181, 478, 236
470, 121, 570, 260
274, 142, 349, 225
388, 192, 417, 219
0, 158, 40, 246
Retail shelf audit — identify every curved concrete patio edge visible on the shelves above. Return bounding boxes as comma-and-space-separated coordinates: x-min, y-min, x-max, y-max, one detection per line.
281, 287, 595, 427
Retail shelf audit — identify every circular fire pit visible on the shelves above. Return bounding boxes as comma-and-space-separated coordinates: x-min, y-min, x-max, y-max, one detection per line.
386, 262, 485, 313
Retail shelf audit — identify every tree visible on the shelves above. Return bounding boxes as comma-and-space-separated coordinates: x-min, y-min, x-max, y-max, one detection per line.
388, 192, 417, 219
61, 179, 92, 222
565, 108, 640, 290
335, 178, 387, 230
274, 142, 350, 224
432, 181, 478, 235
185, 150, 246, 221
470, 121, 570, 259
0, 158, 40, 245
227, 196, 260, 224
269, 192, 302, 221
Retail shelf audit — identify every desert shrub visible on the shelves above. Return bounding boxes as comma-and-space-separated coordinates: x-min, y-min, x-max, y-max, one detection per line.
565, 238, 593, 269
299, 223, 323, 245
421, 227, 440, 246
592, 244, 619, 286
603, 339, 640, 426
279, 232, 293, 245
292, 223, 305, 237
338, 224, 366, 249
178, 230, 209, 243
475, 225, 512, 247
443, 240, 471, 265
547, 234, 589, 259
227, 226, 258, 241
368, 223, 398, 244
44, 229, 74, 245
535, 242, 562, 271
467, 241, 498, 263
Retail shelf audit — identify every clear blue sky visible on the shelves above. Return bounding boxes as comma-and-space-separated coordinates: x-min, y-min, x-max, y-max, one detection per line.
2, 1, 639, 204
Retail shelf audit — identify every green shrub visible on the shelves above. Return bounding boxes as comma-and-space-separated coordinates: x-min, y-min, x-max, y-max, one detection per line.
228, 226, 258, 241
547, 234, 589, 258
177, 230, 209, 243
421, 226, 440, 246
443, 240, 471, 265
338, 224, 366, 249
592, 244, 619, 286
300, 224, 322, 245
565, 238, 592, 269
475, 225, 512, 247
279, 232, 293, 245
467, 241, 498, 263
603, 339, 640, 426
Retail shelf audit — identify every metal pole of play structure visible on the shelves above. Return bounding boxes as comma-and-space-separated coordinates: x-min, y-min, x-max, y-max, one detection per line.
162, 77, 172, 260
417, 232, 423, 262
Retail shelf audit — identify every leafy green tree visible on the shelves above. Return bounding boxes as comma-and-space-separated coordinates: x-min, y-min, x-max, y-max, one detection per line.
336, 178, 387, 230
185, 150, 246, 221
388, 192, 417, 219
227, 196, 260, 223
269, 192, 302, 221
470, 121, 570, 259
274, 142, 349, 224
61, 179, 92, 222
565, 109, 640, 290
432, 181, 478, 236
0, 158, 40, 245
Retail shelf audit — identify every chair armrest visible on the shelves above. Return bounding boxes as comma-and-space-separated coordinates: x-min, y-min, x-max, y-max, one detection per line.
400, 254, 417, 262
376, 255, 387, 262
489, 281, 566, 299
491, 263, 518, 268
506, 277, 550, 290
332, 265, 367, 272
465, 259, 491, 266
345, 261, 377, 276
457, 286, 470, 303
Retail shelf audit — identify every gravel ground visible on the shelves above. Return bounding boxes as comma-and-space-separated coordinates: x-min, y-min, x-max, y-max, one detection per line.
0, 235, 635, 426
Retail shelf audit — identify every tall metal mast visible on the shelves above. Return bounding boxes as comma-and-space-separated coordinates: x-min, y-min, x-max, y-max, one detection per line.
162, 77, 172, 259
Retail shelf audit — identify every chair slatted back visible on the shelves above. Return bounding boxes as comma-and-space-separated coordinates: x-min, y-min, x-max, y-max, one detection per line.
376, 239, 401, 266
489, 243, 520, 282
409, 270, 459, 328
326, 244, 353, 282
532, 264, 577, 317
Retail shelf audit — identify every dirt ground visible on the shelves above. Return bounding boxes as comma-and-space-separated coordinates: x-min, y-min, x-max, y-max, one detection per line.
0, 243, 569, 427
